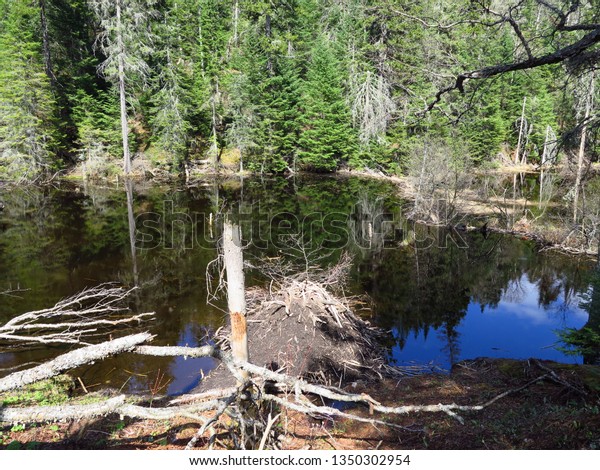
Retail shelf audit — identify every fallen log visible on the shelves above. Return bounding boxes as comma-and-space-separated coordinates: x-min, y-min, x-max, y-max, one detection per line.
0, 333, 153, 393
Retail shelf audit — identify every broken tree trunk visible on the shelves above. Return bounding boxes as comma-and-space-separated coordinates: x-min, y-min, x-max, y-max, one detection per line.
222, 218, 249, 382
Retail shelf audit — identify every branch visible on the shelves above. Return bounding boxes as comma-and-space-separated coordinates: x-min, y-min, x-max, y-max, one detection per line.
0, 284, 155, 348
0, 333, 153, 393
425, 26, 600, 113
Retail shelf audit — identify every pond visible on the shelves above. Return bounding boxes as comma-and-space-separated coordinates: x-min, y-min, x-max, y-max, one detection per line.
0, 175, 597, 395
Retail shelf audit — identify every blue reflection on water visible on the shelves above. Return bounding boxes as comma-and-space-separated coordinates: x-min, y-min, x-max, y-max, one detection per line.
166, 324, 217, 395
391, 275, 588, 370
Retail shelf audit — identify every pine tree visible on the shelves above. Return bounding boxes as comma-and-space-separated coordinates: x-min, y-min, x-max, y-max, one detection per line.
298, 38, 358, 171
0, 0, 59, 180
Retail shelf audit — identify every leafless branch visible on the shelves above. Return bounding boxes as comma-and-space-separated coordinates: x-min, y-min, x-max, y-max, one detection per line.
0, 284, 155, 349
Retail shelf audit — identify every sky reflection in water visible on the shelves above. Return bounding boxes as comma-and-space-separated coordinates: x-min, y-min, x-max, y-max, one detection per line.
391, 274, 588, 370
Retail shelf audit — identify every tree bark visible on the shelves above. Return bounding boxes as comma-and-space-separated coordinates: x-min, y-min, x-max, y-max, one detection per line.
39, 0, 56, 87
427, 26, 600, 112
515, 96, 526, 164
0, 333, 152, 393
222, 219, 248, 381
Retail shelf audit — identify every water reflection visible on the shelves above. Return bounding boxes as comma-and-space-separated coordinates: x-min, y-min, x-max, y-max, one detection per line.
356, 227, 592, 369
0, 176, 595, 394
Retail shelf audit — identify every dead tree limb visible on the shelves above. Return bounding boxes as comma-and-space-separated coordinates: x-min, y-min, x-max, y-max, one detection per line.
0, 284, 155, 349
0, 333, 153, 393
0, 395, 231, 424
425, 26, 600, 113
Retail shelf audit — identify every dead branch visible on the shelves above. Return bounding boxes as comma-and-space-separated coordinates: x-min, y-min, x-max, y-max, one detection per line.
136, 344, 551, 426
0, 284, 155, 349
426, 26, 600, 113
0, 333, 153, 393
0, 394, 231, 424
0, 336, 558, 446
0, 287, 30, 298
532, 359, 588, 396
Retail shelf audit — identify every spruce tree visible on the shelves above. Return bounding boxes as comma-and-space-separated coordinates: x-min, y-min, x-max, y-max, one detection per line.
0, 0, 59, 180
298, 38, 358, 171
88, 0, 158, 175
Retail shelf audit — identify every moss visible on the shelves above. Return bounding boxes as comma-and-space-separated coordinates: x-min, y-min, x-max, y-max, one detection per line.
496, 359, 528, 379
0, 375, 74, 407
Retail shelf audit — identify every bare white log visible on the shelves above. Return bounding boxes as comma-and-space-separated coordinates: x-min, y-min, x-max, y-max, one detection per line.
134, 344, 551, 426
0, 337, 556, 438
0, 395, 231, 424
0, 333, 153, 393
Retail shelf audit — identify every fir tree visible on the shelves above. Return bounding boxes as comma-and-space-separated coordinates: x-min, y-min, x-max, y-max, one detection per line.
0, 0, 59, 180
88, 0, 158, 174
298, 38, 358, 171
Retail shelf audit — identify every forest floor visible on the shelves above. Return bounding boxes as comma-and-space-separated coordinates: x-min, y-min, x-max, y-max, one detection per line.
1, 358, 599, 450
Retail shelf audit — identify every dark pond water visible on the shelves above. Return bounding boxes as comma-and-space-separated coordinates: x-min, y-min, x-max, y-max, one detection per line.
0, 175, 597, 395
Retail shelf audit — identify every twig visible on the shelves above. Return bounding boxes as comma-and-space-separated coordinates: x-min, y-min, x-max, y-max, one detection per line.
258, 413, 280, 450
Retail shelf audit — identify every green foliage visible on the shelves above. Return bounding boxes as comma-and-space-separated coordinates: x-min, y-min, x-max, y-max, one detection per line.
0, 375, 74, 407
298, 38, 358, 171
556, 327, 600, 358
0, 0, 596, 179
71, 90, 121, 165
0, 0, 59, 180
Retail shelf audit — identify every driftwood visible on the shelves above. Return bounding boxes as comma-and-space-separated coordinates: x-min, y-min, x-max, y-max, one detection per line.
0, 394, 230, 424
0, 278, 586, 448
0, 337, 554, 429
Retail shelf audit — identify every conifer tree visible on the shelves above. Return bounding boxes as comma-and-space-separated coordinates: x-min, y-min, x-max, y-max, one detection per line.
0, 0, 59, 180
298, 38, 358, 171
88, 0, 157, 175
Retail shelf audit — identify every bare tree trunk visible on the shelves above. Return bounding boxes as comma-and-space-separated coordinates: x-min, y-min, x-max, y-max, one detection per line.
117, 0, 131, 175
198, 4, 206, 78
515, 96, 527, 164
211, 82, 220, 168
232, 0, 239, 47
222, 219, 248, 381
573, 74, 595, 223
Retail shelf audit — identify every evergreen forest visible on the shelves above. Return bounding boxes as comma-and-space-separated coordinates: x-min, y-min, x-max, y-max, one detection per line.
0, 0, 599, 180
